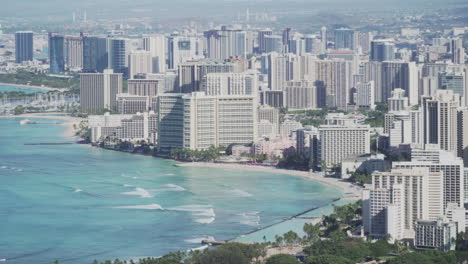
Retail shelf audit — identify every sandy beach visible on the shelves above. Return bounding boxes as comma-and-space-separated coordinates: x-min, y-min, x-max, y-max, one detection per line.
176, 162, 362, 199
0, 113, 84, 139
0, 82, 66, 92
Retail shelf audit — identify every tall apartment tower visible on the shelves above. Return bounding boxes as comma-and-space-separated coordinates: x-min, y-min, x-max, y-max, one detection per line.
48, 33, 65, 74
128, 50, 153, 79
438, 72, 465, 105
394, 148, 465, 211
451, 38, 465, 65
320, 26, 327, 53
201, 71, 258, 96
284, 80, 317, 110
178, 60, 235, 93
258, 29, 273, 54
422, 90, 460, 155
83, 36, 108, 73
334, 28, 355, 50
80, 69, 123, 113
381, 61, 419, 105
15, 31, 33, 63
370, 40, 395, 62
107, 38, 127, 77
318, 118, 370, 167
65, 37, 83, 69
143, 35, 167, 73
363, 168, 444, 240
157, 93, 257, 152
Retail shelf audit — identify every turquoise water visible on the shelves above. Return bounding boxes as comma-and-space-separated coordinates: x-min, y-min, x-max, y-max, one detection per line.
0, 84, 46, 93
0, 118, 343, 264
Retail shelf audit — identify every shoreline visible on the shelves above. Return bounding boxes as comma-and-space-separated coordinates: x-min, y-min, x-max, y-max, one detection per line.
0, 112, 84, 139
0, 82, 66, 92
175, 162, 362, 199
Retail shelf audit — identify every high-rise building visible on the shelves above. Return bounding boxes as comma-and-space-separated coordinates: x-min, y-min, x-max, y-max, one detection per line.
15, 31, 33, 63
265, 35, 283, 53
355, 81, 375, 109
267, 52, 291, 91
288, 38, 306, 56
178, 59, 235, 93
80, 69, 123, 113
394, 147, 465, 210
370, 40, 395, 62
258, 105, 280, 135
128, 50, 153, 79
282, 27, 291, 46
414, 219, 457, 252
65, 37, 83, 69
438, 72, 465, 105
363, 165, 445, 241
116, 94, 151, 114
157, 92, 257, 152
318, 120, 370, 167
168, 36, 202, 70
127, 79, 161, 97
388, 88, 409, 112
381, 61, 419, 105
334, 28, 355, 50
296, 126, 319, 161
205, 28, 247, 60
304, 35, 322, 54
48, 33, 65, 74
143, 35, 167, 73
451, 38, 465, 65
83, 36, 108, 73
356, 32, 372, 54
320, 26, 327, 53
315, 59, 353, 108
457, 108, 468, 167
422, 90, 460, 154
284, 80, 317, 110
258, 29, 273, 54
362, 61, 383, 103
107, 38, 127, 77
201, 71, 258, 96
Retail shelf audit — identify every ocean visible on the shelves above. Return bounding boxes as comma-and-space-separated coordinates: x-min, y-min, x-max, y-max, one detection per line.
0, 83, 345, 263
0, 84, 47, 94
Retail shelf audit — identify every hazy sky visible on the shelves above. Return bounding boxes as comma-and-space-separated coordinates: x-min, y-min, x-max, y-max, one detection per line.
1, 0, 463, 21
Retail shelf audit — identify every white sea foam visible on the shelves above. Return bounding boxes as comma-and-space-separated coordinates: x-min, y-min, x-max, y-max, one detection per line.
164, 184, 186, 192
74, 189, 83, 193
114, 204, 164, 210
188, 245, 208, 252
169, 205, 216, 224
195, 217, 215, 224
0, 258, 6, 262
165, 173, 175, 176
123, 184, 134, 187
0, 166, 7, 169
230, 189, 253, 197
16, 168, 23, 172
121, 173, 138, 179
184, 236, 215, 244
122, 187, 153, 198
239, 211, 260, 226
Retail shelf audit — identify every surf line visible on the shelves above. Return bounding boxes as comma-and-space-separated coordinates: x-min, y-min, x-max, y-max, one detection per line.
228, 197, 342, 241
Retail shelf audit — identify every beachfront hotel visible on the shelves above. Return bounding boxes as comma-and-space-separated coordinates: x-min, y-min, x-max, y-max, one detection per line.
80, 69, 123, 113
318, 123, 371, 168
157, 92, 257, 152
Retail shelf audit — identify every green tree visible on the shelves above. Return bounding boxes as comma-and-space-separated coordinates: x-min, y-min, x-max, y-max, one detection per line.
303, 223, 321, 243
265, 254, 300, 264
283, 231, 301, 245
305, 255, 353, 264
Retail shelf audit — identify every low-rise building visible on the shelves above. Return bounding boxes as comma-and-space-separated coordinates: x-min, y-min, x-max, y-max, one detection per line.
414, 218, 457, 252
